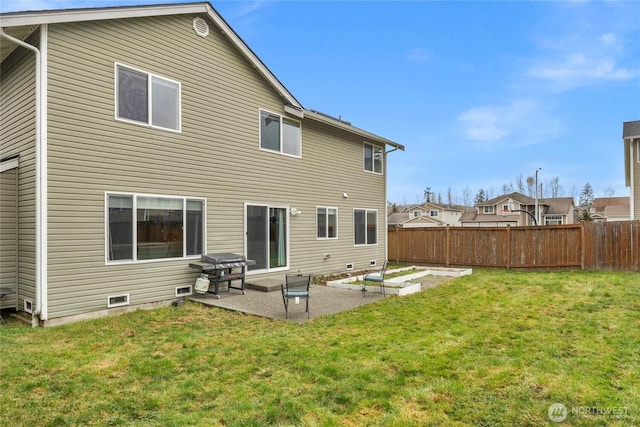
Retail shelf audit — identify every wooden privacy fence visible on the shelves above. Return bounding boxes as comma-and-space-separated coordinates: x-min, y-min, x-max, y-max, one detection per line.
388, 221, 640, 271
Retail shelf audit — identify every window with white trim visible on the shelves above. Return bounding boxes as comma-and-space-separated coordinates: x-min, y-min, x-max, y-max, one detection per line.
430, 210, 439, 217
483, 206, 495, 214
106, 193, 204, 262
259, 110, 301, 157
116, 64, 181, 132
354, 209, 377, 245
363, 143, 383, 174
317, 207, 338, 239
545, 215, 563, 225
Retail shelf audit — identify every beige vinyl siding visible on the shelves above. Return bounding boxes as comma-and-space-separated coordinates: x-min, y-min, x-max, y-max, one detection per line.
0, 36, 38, 312
43, 14, 387, 321
0, 167, 18, 309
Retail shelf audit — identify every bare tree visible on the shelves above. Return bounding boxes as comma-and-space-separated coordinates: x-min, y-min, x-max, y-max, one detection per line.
549, 177, 560, 198
516, 174, 525, 194
603, 186, 615, 197
462, 186, 472, 207
447, 187, 452, 207
502, 182, 514, 195
526, 176, 535, 197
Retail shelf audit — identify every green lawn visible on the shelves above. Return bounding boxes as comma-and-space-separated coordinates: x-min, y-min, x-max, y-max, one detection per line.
1, 270, 638, 426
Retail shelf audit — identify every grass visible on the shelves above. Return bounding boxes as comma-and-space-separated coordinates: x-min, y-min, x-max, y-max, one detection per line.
0, 269, 638, 426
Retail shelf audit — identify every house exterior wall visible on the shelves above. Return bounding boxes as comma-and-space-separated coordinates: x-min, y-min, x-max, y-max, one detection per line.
0, 34, 38, 313
39, 14, 387, 322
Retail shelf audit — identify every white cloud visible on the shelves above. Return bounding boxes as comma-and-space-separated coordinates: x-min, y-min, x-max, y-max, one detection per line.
458, 99, 563, 147
525, 31, 639, 90
458, 106, 508, 142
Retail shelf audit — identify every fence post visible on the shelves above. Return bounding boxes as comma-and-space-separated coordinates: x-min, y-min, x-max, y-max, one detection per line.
580, 222, 585, 270
446, 225, 450, 267
506, 225, 511, 270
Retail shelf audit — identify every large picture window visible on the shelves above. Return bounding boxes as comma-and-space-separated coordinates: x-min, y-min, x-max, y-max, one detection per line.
260, 110, 301, 157
363, 143, 383, 174
354, 209, 377, 245
106, 193, 204, 262
317, 207, 338, 239
116, 64, 181, 132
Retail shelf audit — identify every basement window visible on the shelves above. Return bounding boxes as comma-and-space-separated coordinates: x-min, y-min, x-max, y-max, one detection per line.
107, 294, 130, 308
175, 286, 192, 297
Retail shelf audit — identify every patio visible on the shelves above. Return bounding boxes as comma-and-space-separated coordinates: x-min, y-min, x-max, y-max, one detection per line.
189, 284, 385, 323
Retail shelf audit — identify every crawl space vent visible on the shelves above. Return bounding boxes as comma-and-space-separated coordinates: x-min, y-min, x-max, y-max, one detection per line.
192, 17, 210, 38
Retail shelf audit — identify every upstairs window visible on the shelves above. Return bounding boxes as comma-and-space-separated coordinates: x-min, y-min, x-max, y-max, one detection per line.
483, 206, 495, 214
364, 143, 383, 174
260, 110, 301, 157
430, 210, 439, 217
116, 64, 181, 132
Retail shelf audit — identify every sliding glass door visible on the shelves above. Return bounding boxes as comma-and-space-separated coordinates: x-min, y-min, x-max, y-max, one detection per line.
246, 204, 288, 271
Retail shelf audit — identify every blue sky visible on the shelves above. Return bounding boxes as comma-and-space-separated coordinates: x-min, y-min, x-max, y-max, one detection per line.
2, 0, 639, 205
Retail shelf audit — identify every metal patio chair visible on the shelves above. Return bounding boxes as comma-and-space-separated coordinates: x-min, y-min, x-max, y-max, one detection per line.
363, 260, 388, 297
281, 273, 311, 319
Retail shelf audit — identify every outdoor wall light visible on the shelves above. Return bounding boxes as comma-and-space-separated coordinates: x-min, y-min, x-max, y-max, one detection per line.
342, 192, 348, 199
290, 208, 302, 216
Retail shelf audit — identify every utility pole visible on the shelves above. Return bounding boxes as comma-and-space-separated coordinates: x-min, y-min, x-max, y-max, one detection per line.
535, 168, 541, 225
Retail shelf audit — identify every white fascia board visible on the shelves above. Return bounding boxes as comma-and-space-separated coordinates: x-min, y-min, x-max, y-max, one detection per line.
303, 109, 405, 151
0, 4, 208, 26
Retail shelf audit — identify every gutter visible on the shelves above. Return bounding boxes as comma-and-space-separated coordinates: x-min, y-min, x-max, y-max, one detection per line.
0, 26, 48, 326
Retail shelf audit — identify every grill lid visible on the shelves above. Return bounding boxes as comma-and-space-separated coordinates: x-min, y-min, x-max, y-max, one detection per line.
201, 253, 247, 264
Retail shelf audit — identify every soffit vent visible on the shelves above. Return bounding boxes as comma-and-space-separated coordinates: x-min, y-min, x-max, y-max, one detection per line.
192, 17, 210, 38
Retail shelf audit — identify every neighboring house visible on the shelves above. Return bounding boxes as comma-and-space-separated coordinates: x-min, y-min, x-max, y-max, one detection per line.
388, 202, 465, 228
590, 197, 631, 222
623, 120, 640, 220
0, 3, 403, 326
460, 192, 576, 227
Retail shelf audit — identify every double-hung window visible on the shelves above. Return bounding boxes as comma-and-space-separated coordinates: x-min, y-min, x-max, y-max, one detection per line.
116, 64, 181, 132
317, 207, 338, 239
260, 109, 301, 157
363, 143, 383, 174
106, 193, 204, 263
354, 209, 377, 245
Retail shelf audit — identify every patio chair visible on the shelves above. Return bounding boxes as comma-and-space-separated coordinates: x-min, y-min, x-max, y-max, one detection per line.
281, 273, 311, 319
363, 260, 388, 297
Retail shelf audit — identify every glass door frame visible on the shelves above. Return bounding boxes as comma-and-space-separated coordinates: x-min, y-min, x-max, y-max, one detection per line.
244, 202, 290, 274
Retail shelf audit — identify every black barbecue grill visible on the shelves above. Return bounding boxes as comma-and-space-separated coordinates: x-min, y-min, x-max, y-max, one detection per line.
189, 253, 254, 298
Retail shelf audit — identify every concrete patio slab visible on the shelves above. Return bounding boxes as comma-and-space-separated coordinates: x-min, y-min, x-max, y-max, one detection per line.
189, 285, 384, 323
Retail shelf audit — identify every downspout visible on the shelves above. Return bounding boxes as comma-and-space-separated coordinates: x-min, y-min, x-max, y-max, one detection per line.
0, 27, 47, 326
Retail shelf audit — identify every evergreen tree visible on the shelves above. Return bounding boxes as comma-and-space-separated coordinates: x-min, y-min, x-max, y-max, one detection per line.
579, 183, 594, 208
